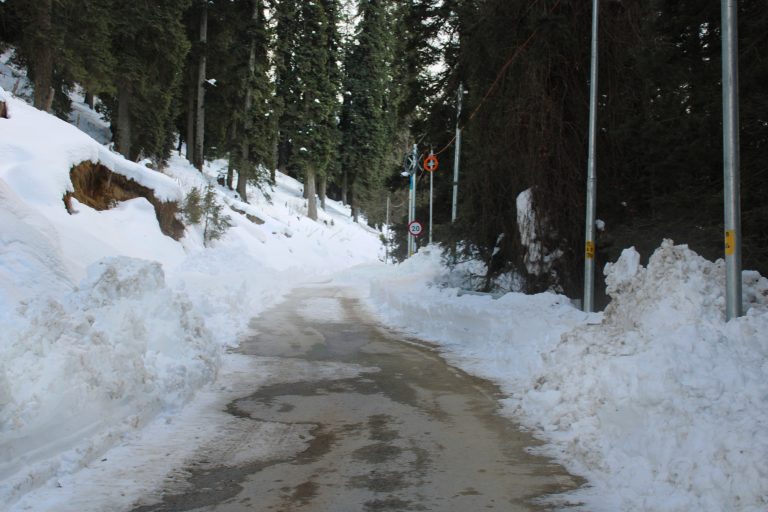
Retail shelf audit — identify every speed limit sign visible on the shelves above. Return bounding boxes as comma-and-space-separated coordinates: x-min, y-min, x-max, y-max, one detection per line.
408, 220, 424, 237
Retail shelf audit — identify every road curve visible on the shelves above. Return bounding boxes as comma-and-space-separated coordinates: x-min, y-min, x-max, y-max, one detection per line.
131, 286, 582, 512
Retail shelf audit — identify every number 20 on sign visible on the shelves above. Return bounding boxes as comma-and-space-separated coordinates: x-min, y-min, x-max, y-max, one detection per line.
408, 220, 424, 237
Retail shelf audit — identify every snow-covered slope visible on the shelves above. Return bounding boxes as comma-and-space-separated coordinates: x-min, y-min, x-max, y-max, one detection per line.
0, 86, 382, 507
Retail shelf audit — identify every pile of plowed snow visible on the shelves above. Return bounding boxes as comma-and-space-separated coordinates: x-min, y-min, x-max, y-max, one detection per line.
0, 85, 382, 505
364, 241, 768, 511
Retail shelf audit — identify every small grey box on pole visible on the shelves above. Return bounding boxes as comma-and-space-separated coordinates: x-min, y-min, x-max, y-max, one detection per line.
721, 0, 742, 320
582, 0, 600, 313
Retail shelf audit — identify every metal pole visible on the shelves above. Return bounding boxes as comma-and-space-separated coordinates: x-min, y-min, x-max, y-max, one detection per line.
451, 83, 463, 223
407, 174, 413, 257
722, 0, 742, 320
410, 172, 417, 255
429, 170, 433, 244
408, 144, 418, 257
583, 0, 599, 313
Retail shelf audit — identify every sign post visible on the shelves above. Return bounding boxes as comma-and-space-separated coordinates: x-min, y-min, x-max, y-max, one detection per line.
583, 0, 599, 313
406, 144, 418, 257
722, 0, 742, 320
424, 153, 438, 245
452, 83, 464, 223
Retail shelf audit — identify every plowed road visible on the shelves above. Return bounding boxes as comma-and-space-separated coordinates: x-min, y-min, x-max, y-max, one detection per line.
131, 287, 581, 512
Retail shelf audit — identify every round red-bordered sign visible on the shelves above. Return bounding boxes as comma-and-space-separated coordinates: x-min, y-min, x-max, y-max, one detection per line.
408, 220, 424, 237
423, 154, 439, 172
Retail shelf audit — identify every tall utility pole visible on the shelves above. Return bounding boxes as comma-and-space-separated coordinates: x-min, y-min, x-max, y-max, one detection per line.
407, 144, 418, 257
722, 0, 742, 320
429, 155, 434, 244
583, 0, 600, 313
451, 83, 464, 223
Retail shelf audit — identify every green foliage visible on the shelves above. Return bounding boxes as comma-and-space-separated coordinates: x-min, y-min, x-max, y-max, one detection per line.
274, 0, 300, 174
424, 0, 768, 299
2, 0, 115, 113
109, 0, 191, 161
200, 0, 274, 195
183, 184, 232, 246
182, 186, 203, 224
339, 0, 394, 219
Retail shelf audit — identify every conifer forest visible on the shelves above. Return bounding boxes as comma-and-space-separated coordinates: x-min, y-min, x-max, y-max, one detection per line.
1, 0, 766, 303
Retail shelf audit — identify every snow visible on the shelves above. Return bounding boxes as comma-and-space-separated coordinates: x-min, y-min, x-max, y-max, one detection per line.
516, 187, 562, 276
596, 218, 606, 231
0, 85, 383, 508
2, 55, 768, 512
359, 242, 768, 511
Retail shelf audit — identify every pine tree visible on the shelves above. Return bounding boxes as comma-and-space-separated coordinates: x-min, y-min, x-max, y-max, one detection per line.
235, 0, 273, 202
274, 0, 300, 179
318, 0, 343, 210
291, 0, 337, 221
339, 0, 392, 220
5, 0, 115, 114
110, 0, 191, 161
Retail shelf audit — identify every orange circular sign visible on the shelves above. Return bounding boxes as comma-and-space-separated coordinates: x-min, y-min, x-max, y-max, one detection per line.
423, 154, 439, 172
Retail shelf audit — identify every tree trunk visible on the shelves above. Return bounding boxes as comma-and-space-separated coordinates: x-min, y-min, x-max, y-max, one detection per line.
277, 137, 290, 176
235, 0, 260, 204
116, 83, 132, 159
348, 187, 359, 222
194, 1, 208, 171
271, 135, 278, 184
186, 75, 195, 163
238, 134, 250, 203
236, 168, 248, 203
84, 91, 95, 110
32, 0, 54, 112
306, 166, 318, 221
341, 169, 348, 205
226, 151, 235, 190
319, 174, 327, 210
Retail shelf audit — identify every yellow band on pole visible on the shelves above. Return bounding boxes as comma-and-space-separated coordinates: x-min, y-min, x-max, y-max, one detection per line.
586, 240, 595, 259
725, 230, 736, 256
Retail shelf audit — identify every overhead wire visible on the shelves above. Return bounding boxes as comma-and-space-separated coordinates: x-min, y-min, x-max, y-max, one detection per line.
428, 0, 563, 158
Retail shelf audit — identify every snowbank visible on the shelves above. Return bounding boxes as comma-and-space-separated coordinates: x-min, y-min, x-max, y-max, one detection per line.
0, 257, 218, 503
363, 248, 592, 384
362, 241, 768, 511
0, 83, 383, 508
520, 241, 768, 511
0, 89, 182, 206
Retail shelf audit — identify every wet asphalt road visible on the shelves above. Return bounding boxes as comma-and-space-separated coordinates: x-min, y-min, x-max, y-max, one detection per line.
131, 287, 581, 512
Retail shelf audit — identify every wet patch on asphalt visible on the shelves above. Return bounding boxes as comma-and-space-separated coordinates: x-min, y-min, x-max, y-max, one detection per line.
128, 289, 585, 512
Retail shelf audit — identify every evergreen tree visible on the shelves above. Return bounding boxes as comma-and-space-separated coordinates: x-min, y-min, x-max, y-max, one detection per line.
109, 0, 191, 161
339, 0, 392, 220
234, 0, 274, 202
291, 0, 337, 220
318, 0, 343, 209
4, 0, 114, 114
179, 0, 273, 200
274, 0, 300, 178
